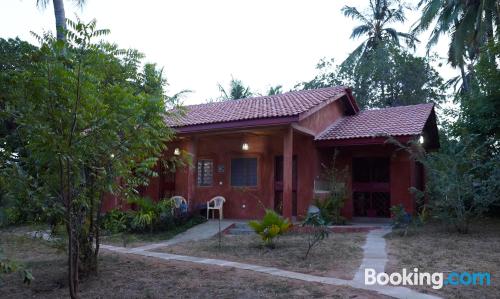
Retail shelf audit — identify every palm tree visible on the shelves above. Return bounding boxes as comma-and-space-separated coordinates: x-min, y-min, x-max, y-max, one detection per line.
413, 0, 499, 92
342, 0, 418, 64
36, 0, 86, 41
217, 78, 253, 100
267, 85, 283, 95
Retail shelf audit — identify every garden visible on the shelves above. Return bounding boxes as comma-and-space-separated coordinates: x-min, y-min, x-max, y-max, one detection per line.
1, 0, 499, 298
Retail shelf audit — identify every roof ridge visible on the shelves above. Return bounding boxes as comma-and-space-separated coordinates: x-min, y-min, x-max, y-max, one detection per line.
360, 102, 435, 113
181, 86, 348, 108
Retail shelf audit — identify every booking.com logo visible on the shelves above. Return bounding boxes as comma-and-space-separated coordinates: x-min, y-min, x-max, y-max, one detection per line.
365, 268, 491, 289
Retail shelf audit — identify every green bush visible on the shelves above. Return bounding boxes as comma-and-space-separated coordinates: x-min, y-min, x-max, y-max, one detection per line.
390, 204, 427, 236
314, 197, 346, 225
102, 209, 132, 234
248, 209, 291, 248
314, 150, 348, 225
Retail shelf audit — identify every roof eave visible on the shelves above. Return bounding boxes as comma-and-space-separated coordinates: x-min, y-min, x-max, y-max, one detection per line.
172, 115, 300, 134
315, 135, 416, 147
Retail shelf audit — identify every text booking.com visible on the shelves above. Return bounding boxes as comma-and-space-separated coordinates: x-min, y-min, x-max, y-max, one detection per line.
365, 268, 491, 289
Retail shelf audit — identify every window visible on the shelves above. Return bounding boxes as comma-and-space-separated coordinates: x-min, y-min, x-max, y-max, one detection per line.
197, 159, 213, 186
231, 158, 257, 187
352, 158, 389, 183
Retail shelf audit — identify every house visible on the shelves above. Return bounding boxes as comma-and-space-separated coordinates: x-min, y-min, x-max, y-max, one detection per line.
105, 86, 439, 220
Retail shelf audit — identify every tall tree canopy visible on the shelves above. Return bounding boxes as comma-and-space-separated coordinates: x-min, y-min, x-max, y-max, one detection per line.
298, 45, 445, 108
342, 0, 418, 65
413, 0, 499, 92
217, 77, 253, 100
0, 19, 180, 298
297, 0, 443, 109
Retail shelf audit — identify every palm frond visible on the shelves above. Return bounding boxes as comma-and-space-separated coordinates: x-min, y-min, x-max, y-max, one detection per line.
383, 28, 401, 46
341, 6, 370, 25
350, 25, 373, 39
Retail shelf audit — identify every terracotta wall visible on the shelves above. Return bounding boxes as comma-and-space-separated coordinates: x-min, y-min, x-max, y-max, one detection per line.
316, 144, 416, 219
173, 132, 282, 219
299, 98, 346, 134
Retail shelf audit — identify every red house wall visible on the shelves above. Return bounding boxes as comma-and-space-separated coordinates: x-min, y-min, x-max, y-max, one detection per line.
316, 144, 416, 219
299, 99, 346, 134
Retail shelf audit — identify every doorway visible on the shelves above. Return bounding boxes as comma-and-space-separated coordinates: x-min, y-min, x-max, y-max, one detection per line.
274, 155, 297, 216
352, 157, 390, 218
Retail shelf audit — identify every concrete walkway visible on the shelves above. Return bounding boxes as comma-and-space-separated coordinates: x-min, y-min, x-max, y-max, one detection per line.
101, 222, 440, 299
353, 228, 391, 282
128, 219, 235, 252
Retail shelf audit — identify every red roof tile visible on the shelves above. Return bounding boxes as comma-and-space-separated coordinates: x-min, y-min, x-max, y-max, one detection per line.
315, 103, 435, 140
167, 86, 348, 127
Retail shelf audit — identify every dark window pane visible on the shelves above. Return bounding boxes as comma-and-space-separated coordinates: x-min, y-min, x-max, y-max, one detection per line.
353, 158, 389, 183
231, 158, 257, 186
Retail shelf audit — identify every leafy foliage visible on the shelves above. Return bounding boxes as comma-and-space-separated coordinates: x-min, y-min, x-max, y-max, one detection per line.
217, 77, 253, 100
389, 134, 499, 234
314, 151, 348, 225
298, 45, 445, 108
341, 0, 418, 66
248, 209, 291, 248
0, 18, 182, 296
0, 249, 34, 286
267, 85, 283, 95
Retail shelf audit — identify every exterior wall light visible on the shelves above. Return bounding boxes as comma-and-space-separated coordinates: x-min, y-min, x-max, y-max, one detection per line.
419, 135, 425, 144
174, 148, 181, 156
242, 143, 249, 151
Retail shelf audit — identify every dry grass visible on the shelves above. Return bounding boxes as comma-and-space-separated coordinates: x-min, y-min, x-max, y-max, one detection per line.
155, 232, 366, 280
0, 228, 388, 298
386, 219, 500, 299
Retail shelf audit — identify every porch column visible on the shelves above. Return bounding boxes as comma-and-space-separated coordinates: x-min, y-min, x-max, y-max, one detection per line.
186, 137, 197, 208
283, 126, 293, 219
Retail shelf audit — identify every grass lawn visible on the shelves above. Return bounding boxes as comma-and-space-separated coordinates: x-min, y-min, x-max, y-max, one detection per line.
385, 219, 500, 299
0, 229, 388, 298
100, 217, 206, 248
154, 231, 366, 280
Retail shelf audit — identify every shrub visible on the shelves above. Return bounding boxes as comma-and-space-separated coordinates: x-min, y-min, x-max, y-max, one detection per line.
315, 150, 348, 225
389, 136, 500, 234
390, 204, 427, 236
102, 209, 131, 234
302, 213, 329, 258
314, 196, 346, 225
248, 209, 291, 248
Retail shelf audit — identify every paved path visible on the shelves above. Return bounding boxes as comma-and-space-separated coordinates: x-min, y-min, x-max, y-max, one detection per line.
128, 220, 235, 252
353, 228, 391, 282
101, 222, 440, 299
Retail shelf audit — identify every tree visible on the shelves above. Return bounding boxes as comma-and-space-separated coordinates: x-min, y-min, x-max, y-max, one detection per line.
451, 42, 500, 153
36, 0, 87, 41
1, 19, 179, 298
267, 85, 283, 95
297, 1, 443, 108
298, 45, 445, 108
217, 77, 253, 100
342, 0, 417, 65
413, 0, 499, 92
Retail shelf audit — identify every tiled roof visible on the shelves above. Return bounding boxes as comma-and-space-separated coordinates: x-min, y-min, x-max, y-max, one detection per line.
166, 86, 348, 127
315, 103, 435, 140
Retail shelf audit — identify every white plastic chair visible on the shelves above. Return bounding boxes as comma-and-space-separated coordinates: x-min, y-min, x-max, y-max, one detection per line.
207, 196, 225, 220
170, 196, 188, 214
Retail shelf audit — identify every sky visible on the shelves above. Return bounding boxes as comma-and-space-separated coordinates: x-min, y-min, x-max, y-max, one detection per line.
1, 0, 456, 105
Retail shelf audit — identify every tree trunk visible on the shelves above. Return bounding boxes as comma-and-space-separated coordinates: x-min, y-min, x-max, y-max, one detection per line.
52, 0, 67, 41
459, 63, 469, 93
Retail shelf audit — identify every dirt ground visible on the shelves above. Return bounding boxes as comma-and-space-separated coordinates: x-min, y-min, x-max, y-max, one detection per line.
385, 219, 500, 299
0, 229, 387, 299
155, 232, 366, 280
